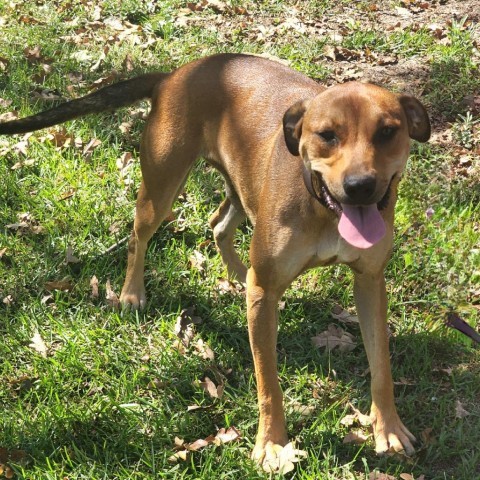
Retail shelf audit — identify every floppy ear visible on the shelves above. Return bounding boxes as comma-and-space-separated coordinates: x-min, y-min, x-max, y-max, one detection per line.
399, 95, 431, 142
283, 99, 310, 156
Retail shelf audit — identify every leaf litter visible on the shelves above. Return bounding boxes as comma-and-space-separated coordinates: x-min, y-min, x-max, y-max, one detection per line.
168, 426, 241, 463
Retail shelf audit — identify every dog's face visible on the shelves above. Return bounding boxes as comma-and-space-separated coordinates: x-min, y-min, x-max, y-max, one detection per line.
283, 82, 430, 248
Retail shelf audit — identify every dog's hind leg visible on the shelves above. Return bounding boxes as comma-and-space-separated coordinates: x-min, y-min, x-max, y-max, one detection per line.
209, 187, 248, 283
120, 121, 199, 309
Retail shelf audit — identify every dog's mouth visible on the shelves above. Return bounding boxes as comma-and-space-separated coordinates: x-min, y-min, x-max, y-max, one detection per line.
304, 166, 395, 249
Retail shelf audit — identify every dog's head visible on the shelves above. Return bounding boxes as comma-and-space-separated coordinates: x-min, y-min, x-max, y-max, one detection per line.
283, 82, 430, 249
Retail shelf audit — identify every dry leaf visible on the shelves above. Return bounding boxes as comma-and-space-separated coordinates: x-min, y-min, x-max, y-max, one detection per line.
83, 138, 101, 156
199, 376, 223, 399
311, 324, 356, 352
331, 304, 359, 324
216, 277, 243, 294
3, 294, 13, 306
174, 307, 202, 348
65, 245, 80, 264
90, 275, 99, 299
45, 279, 73, 292
29, 331, 48, 357
193, 338, 215, 360
105, 279, 120, 309
455, 399, 470, 418
420, 427, 436, 445
400, 474, 415, 480
343, 429, 371, 445
189, 250, 206, 272
291, 403, 315, 416
369, 473, 396, 480
262, 442, 307, 474
214, 426, 241, 444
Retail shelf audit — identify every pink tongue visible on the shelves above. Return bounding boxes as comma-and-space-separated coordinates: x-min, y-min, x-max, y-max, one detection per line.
338, 204, 386, 249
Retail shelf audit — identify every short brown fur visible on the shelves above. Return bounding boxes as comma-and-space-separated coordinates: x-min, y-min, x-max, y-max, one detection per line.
0, 54, 430, 468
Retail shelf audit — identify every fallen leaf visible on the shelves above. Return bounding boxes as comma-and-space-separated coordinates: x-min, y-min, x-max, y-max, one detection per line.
45, 279, 73, 292
331, 304, 359, 324
105, 279, 120, 309
214, 426, 241, 444
216, 277, 243, 294
187, 438, 210, 451
400, 474, 415, 480
262, 441, 307, 474
343, 429, 371, 445
420, 427, 436, 445
455, 399, 470, 418
174, 307, 202, 348
65, 245, 80, 264
341, 405, 372, 427
198, 376, 223, 399
90, 275, 99, 298
193, 338, 215, 360
29, 331, 48, 357
291, 403, 316, 416
0, 111, 18, 122
311, 324, 356, 352
189, 250, 207, 272
2, 295, 13, 306
369, 472, 396, 480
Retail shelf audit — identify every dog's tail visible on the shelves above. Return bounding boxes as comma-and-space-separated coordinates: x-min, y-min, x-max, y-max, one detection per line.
0, 72, 167, 134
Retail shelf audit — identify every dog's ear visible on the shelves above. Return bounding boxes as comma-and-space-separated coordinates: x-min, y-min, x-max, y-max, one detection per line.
399, 95, 431, 143
283, 99, 310, 156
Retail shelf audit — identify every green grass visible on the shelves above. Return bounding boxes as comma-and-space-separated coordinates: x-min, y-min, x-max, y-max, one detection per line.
1, 1, 479, 479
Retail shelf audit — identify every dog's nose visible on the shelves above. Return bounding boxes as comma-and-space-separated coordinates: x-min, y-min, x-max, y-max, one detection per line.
343, 174, 377, 204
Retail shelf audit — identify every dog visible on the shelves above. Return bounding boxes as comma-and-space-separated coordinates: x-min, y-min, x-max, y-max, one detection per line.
0, 53, 430, 468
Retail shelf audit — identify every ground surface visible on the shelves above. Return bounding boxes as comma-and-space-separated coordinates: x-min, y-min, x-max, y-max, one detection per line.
0, 1, 479, 479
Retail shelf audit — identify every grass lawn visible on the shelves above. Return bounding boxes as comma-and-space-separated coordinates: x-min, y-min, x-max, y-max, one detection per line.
0, 1, 479, 479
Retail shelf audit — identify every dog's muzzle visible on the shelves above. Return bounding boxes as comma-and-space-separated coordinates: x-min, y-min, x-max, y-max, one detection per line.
301, 163, 394, 214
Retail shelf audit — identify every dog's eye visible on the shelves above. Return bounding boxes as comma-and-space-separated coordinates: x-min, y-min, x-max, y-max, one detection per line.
378, 126, 397, 141
317, 130, 337, 144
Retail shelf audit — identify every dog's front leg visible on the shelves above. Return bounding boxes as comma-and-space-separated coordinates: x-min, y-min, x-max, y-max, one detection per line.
247, 267, 288, 467
353, 271, 416, 455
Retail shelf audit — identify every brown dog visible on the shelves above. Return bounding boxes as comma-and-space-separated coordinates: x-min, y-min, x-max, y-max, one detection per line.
0, 54, 430, 468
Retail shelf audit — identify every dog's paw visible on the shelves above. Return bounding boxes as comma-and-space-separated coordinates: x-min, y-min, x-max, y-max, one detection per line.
373, 413, 416, 456
252, 441, 306, 473
119, 289, 147, 311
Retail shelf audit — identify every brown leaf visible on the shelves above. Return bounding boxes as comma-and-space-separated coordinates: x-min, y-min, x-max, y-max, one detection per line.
291, 403, 315, 416
400, 474, 415, 480
193, 338, 215, 360
189, 250, 206, 272
311, 324, 356, 352
45, 279, 73, 292
105, 279, 120, 309
3, 295, 14, 306
331, 304, 359, 324
343, 429, 370, 445
0, 111, 18, 122
174, 307, 202, 347
90, 275, 99, 299
65, 245, 80, 264
168, 449, 188, 462
199, 376, 223, 399
214, 426, 241, 444
216, 277, 243, 294
420, 427, 436, 445
455, 399, 470, 418
261, 442, 307, 474
28, 331, 48, 357
83, 138, 101, 156
369, 473, 396, 480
